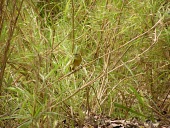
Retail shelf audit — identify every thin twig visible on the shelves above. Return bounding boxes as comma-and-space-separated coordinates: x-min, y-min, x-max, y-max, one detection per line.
71, 0, 75, 53
0, 0, 24, 94
56, 18, 163, 82
51, 72, 104, 107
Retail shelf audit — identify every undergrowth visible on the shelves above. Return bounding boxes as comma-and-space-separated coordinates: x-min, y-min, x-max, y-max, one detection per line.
0, 0, 169, 127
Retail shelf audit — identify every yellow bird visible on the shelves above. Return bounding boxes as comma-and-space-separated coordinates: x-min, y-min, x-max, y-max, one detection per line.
71, 54, 82, 70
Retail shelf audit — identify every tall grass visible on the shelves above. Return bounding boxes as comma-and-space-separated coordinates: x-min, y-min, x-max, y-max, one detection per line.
0, 0, 169, 127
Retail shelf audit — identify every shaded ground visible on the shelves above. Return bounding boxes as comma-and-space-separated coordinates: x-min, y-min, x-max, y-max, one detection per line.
61, 113, 170, 128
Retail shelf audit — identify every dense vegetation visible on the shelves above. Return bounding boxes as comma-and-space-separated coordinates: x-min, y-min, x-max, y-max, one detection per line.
0, 0, 169, 127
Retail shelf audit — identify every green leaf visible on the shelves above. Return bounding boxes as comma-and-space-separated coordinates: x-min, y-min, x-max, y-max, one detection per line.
129, 85, 144, 106
17, 120, 32, 128
114, 102, 146, 117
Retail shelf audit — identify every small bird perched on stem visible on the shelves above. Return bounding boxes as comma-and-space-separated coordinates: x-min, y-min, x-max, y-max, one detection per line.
71, 54, 82, 70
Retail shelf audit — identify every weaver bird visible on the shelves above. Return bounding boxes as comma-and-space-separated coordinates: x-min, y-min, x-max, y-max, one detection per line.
71, 54, 82, 70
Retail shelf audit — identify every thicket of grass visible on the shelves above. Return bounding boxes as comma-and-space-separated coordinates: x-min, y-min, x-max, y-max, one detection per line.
0, 0, 169, 127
